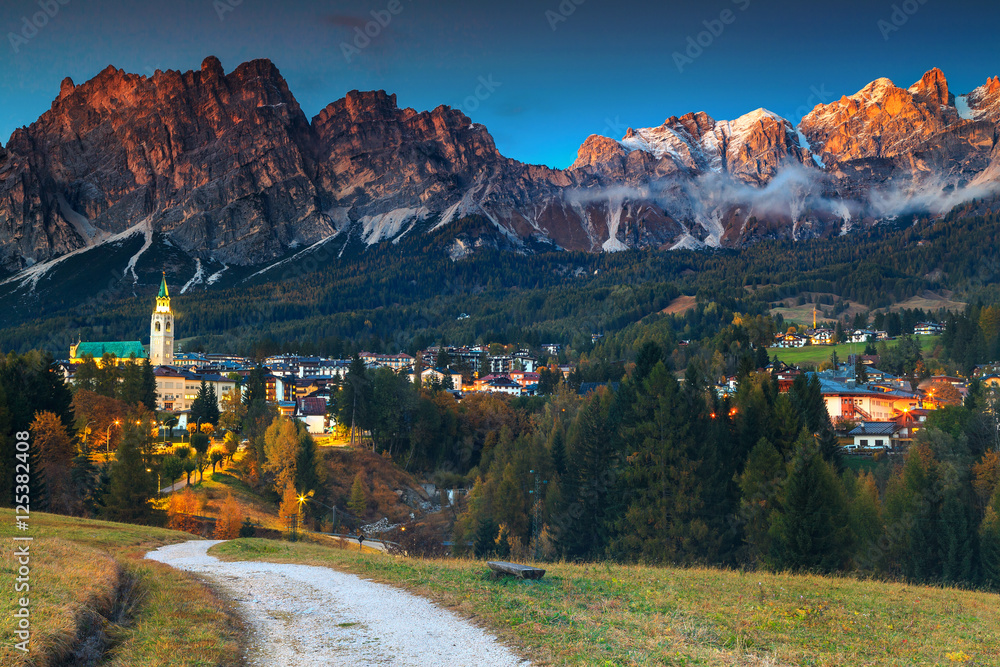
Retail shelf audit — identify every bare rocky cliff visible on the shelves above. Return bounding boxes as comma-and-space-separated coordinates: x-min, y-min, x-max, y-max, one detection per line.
0, 59, 997, 276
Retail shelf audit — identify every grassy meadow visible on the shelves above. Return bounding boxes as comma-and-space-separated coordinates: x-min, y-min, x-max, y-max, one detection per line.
768, 335, 940, 367
212, 538, 1000, 667
0, 510, 242, 667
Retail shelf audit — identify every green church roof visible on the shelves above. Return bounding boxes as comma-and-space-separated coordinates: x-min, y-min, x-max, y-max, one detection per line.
75, 341, 148, 360
158, 273, 169, 298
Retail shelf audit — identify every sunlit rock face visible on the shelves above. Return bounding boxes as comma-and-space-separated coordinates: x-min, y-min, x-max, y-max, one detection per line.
0, 61, 998, 271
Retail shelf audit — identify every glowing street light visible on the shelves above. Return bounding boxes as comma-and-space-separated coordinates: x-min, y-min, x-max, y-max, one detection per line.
106, 420, 121, 456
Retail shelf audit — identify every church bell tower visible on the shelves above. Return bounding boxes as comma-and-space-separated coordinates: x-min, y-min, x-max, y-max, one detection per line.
150, 272, 174, 366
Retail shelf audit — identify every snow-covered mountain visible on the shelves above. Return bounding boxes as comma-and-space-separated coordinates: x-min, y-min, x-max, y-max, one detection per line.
1, 59, 999, 296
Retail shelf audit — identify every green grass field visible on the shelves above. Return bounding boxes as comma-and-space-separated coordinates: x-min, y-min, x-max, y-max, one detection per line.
0, 510, 242, 667
212, 537, 1000, 666
769, 335, 940, 367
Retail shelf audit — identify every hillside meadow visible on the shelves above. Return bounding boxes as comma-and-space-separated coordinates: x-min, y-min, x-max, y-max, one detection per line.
768, 335, 940, 367
0, 509, 242, 667
213, 538, 1000, 666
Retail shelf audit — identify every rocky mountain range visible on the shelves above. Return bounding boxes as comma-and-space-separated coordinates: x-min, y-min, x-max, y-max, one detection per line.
1, 57, 998, 289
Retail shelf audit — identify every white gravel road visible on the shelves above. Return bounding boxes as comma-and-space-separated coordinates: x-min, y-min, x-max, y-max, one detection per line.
145, 540, 531, 666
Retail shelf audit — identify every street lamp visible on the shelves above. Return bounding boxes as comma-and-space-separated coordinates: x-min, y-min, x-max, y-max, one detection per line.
297, 492, 339, 532
81, 420, 94, 450
106, 420, 121, 457
147, 467, 161, 496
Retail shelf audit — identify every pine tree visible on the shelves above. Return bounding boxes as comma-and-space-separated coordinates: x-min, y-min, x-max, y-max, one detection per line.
140, 360, 158, 411
848, 471, 885, 573
768, 432, 852, 573
95, 354, 121, 398
72, 438, 101, 516
294, 425, 323, 496
242, 364, 267, 406
612, 363, 706, 564
74, 355, 99, 393
190, 380, 210, 425
473, 517, 499, 558
549, 422, 567, 477
118, 357, 145, 405
980, 492, 1000, 589
738, 438, 784, 567
205, 383, 220, 425
940, 485, 978, 586
101, 423, 156, 523
558, 387, 621, 560
190, 432, 211, 483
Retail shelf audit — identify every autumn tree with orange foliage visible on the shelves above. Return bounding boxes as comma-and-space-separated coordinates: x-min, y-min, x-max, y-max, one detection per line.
926, 381, 962, 406
278, 482, 301, 539
214, 492, 244, 539
168, 487, 204, 535
31, 410, 77, 514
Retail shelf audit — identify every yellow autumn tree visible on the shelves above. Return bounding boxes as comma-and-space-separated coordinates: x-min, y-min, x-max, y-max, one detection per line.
263, 416, 300, 494
278, 482, 301, 538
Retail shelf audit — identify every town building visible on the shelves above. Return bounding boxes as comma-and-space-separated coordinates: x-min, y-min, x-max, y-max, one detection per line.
811, 375, 920, 422
774, 332, 807, 348
846, 422, 901, 450
421, 367, 463, 389
153, 367, 236, 412
914, 322, 945, 335
359, 352, 414, 371
296, 396, 331, 434
807, 328, 835, 346
69, 341, 147, 366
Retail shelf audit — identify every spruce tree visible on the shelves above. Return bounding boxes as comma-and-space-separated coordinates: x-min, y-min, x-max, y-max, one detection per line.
549, 423, 567, 477
101, 423, 156, 523
612, 362, 706, 564
473, 517, 498, 558
901, 447, 943, 583
738, 438, 784, 566
205, 383, 220, 425
980, 492, 1000, 589
768, 431, 852, 573
559, 388, 620, 560
140, 360, 158, 411
941, 485, 978, 586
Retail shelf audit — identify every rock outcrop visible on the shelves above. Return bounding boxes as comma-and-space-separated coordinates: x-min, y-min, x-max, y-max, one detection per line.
0, 57, 331, 270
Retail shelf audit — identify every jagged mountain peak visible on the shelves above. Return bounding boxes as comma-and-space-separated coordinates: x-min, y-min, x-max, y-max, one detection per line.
0, 58, 998, 290
572, 106, 812, 186
908, 67, 954, 108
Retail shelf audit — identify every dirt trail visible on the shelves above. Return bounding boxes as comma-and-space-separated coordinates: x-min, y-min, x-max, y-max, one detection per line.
146, 540, 530, 666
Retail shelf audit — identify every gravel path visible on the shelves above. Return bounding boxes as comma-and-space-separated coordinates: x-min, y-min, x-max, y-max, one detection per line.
146, 540, 531, 666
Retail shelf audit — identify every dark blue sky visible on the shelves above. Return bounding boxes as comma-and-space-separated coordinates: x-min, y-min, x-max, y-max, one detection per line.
2, 0, 997, 168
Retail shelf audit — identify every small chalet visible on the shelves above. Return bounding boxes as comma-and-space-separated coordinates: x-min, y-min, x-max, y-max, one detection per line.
846, 421, 901, 450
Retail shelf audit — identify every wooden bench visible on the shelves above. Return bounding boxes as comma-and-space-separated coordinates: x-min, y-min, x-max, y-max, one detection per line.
487, 561, 546, 580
